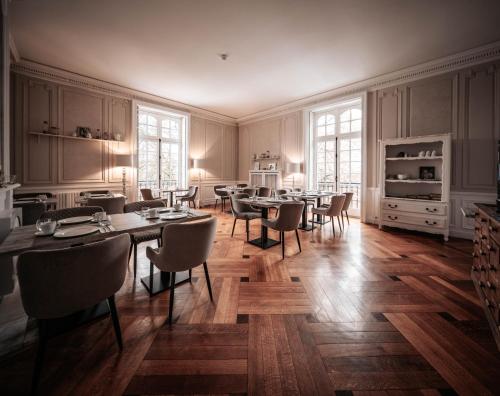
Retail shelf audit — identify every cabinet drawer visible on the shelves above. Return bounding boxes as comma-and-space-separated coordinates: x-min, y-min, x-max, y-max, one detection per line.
382, 212, 445, 229
382, 199, 446, 216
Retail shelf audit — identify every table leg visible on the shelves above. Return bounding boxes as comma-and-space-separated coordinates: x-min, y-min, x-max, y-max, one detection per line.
299, 198, 313, 231
141, 269, 190, 296
248, 207, 280, 249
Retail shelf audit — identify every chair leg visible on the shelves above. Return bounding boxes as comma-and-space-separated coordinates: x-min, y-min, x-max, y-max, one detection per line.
133, 243, 138, 279
245, 219, 249, 242
189, 269, 192, 283
107, 295, 123, 351
231, 218, 237, 237
331, 216, 335, 237
341, 212, 345, 228
214, 199, 218, 210
149, 261, 154, 295
128, 243, 133, 266
295, 229, 302, 252
31, 319, 48, 395
346, 211, 350, 225
281, 232, 285, 259
203, 262, 214, 301
337, 216, 343, 232
168, 272, 176, 326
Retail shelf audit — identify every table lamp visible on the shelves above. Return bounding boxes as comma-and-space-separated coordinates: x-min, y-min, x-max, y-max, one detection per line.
115, 154, 132, 196
286, 162, 302, 190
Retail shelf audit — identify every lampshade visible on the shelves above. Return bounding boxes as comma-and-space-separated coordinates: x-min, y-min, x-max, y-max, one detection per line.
286, 162, 301, 174
192, 158, 204, 169
115, 154, 131, 167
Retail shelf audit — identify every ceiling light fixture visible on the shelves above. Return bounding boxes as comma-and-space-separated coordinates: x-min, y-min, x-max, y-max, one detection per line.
218, 53, 229, 61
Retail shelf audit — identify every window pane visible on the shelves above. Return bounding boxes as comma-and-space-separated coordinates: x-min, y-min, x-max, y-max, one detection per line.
326, 114, 335, 125
351, 109, 361, 120
326, 124, 335, 135
147, 125, 157, 136
340, 139, 350, 151
351, 138, 361, 150
317, 115, 326, 126
351, 119, 361, 132
351, 149, 361, 162
317, 126, 325, 137
340, 110, 350, 123
351, 161, 361, 174
340, 150, 349, 163
340, 122, 350, 133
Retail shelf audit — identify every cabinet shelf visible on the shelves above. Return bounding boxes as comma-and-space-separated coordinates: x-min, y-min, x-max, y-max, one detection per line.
385, 179, 442, 184
386, 156, 442, 161
29, 132, 122, 143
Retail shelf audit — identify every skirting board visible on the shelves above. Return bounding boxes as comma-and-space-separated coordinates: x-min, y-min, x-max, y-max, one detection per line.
363, 188, 495, 240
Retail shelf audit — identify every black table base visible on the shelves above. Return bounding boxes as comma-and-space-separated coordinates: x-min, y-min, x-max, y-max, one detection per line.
248, 237, 281, 249
45, 301, 110, 338
141, 269, 190, 296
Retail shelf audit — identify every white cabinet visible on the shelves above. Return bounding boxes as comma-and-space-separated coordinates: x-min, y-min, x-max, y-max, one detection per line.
379, 134, 451, 241
249, 171, 280, 189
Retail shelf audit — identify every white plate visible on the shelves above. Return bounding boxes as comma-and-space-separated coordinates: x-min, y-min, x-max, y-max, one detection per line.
145, 215, 160, 220
53, 225, 99, 238
161, 213, 188, 220
58, 216, 93, 225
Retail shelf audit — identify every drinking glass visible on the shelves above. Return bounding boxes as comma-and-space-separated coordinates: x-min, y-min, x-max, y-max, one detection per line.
141, 207, 150, 217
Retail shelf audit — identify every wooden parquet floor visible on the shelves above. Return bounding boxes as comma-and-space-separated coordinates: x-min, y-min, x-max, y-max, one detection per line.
2, 209, 500, 395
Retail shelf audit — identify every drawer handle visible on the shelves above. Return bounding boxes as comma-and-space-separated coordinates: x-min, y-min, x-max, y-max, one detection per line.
425, 207, 438, 212
388, 215, 398, 220
425, 220, 437, 225
388, 204, 398, 209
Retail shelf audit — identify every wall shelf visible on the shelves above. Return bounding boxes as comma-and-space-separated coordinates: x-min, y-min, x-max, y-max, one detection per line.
386, 156, 443, 161
29, 132, 122, 143
385, 179, 442, 184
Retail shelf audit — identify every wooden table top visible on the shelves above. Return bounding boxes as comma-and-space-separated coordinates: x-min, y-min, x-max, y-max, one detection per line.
13, 197, 58, 206
238, 197, 287, 208
0, 209, 211, 257
283, 191, 337, 199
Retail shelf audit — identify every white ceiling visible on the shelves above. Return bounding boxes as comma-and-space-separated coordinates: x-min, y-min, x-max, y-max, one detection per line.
10, 0, 500, 119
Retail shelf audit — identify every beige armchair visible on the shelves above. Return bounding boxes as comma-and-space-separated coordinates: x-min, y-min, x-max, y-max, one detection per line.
229, 193, 261, 241
17, 234, 130, 394
146, 217, 217, 326
262, 201, 304, 259
258, 186, 272, 197
124, 199, 166, 278
176, 186, 198, 208
86, 196, 125, 214
140, 188, 160, 201
311, 194, 346, 237
341, 192, 354, 227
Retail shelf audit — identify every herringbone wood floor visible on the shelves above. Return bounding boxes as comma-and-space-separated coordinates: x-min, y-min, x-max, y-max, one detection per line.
2, 209, 500, 395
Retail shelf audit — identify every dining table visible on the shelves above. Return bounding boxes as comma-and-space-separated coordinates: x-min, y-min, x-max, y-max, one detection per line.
162, 188, 189, 207
238, 197, 285, 249
284, 191, 336, 230
0, 208, 211, 336
74, 192, 126, 206
14, 197, 58, 210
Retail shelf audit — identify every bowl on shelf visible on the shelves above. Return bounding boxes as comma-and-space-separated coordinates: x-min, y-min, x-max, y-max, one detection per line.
396, 174, 409, 180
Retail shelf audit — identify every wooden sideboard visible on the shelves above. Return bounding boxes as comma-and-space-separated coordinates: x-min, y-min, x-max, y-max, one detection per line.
472, 204, 500, 350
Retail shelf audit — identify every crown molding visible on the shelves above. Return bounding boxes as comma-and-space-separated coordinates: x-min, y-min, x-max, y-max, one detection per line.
11, 59, 238, 126
237, 40, 500, 125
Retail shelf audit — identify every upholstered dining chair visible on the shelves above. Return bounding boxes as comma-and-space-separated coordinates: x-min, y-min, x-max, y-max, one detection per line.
14, 202, 46, 226
86, 196, 126, 214
275, 188, 290, 198
340, 192, 354, 227
17, 234, 130, 394
140, 188, 160, 201
124, 199, 166, 278
242, 187, 257, 197
258, 186, 272, 197
213, 185, 229, 211
311, 194, 346, 237
40, 206, 103, 221
262, 201, 305, 259
229, 193, 261, 241
236, 183, 248, 188
176, 186, 198, 208
146, 217, 217, 326
79, 190, 110, 196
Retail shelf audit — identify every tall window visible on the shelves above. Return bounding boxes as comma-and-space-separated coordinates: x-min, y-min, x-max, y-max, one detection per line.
137, 105, 187, 197
310, 99, 362, 215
